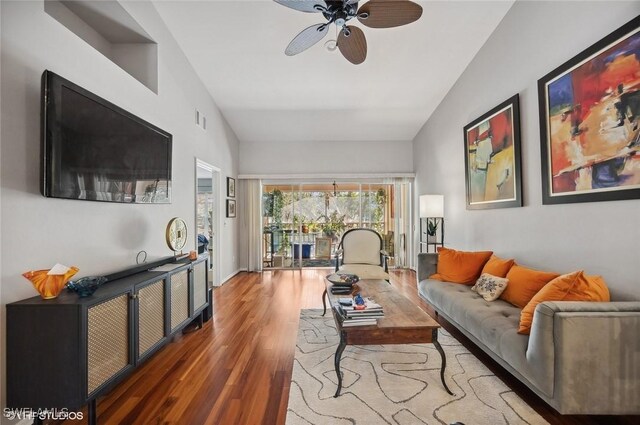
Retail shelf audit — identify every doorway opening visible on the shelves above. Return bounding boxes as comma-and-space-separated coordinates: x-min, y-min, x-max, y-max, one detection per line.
195, 159, 221, 286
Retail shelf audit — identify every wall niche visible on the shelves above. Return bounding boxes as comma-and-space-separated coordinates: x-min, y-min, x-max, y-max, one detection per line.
45, 0, 158, 93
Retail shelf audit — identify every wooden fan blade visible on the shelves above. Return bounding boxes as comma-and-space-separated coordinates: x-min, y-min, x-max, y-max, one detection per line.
274, 0, 326, 13
357, 0, 423, 28
338, 26, 367, 65
285, 23, 329, 56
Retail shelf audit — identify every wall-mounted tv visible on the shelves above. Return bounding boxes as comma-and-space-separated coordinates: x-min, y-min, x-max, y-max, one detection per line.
42, 70, 172, 203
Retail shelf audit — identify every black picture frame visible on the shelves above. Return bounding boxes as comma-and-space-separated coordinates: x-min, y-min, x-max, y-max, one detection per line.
538, 16, 640, 205
463, 94, 523, 210
226, 199, 236, 218
226, 177, 236, 198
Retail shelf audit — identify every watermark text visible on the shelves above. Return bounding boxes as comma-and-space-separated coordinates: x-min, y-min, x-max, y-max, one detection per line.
3, 408, 83, 421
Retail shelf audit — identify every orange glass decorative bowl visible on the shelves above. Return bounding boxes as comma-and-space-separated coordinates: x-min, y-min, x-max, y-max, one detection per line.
22, 266, 80, 299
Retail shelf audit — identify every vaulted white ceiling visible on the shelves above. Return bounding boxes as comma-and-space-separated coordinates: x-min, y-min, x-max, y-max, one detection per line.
153, 0, 514, 143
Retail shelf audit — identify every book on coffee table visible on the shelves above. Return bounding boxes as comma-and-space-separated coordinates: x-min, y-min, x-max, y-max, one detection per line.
334, 304, 383, 326
342, 298, 384, 318
341, 318, 378, 327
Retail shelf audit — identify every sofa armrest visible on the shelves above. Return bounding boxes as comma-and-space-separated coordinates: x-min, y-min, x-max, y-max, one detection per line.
528, 301, 640, 414
417, 253, 437, 283
536, 300, 640, 314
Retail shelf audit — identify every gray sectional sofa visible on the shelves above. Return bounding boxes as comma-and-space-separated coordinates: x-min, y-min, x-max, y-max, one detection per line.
417, 253, 640, 415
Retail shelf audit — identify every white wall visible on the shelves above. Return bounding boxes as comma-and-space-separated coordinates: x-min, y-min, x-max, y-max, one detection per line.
0, 0, 240, 416
240, 140, 414, 175
413, 1, 640, 300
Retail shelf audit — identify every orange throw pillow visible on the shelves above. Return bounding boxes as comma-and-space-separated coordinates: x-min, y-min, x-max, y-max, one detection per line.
518, 271, 610, 334
500, 265, 560, 308
429, 247, 493, 285
481, 255, 515, 278
567, 273, 610, 302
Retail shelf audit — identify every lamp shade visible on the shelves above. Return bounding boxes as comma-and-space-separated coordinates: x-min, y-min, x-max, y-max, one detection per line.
419, 194, 444, 218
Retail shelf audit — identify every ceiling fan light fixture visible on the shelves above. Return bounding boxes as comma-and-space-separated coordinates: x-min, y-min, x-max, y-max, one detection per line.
275, 0, 422, 63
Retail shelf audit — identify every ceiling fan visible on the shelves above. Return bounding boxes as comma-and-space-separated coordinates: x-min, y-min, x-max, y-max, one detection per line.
274, 0, 423, 65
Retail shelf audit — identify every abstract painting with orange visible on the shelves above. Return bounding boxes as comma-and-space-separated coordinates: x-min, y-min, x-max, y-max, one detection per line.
543, 24, 640, 200
464, 94, 522, 210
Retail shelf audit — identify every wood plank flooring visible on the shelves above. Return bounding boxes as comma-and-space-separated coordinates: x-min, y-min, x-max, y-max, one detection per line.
55, 269, 638, 425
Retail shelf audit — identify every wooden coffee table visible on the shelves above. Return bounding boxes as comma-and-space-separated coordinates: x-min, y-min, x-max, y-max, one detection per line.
322, 279, 454, 397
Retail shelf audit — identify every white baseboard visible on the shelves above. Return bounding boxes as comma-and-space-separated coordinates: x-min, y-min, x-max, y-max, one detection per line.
216, 268, 244, 286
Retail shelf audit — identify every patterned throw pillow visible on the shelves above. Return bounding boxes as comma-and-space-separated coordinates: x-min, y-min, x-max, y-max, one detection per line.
472, 273, 509, 301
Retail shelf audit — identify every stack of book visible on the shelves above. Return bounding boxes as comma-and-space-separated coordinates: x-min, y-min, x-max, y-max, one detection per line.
334, 298, 384, 327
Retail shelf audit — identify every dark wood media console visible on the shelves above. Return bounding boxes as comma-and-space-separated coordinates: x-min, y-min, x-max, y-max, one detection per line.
6, 255, 210, 425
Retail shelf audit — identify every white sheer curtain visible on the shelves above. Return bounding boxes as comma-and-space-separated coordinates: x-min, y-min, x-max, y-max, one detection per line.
384, 177, 414, 269
244, 179, 263, 272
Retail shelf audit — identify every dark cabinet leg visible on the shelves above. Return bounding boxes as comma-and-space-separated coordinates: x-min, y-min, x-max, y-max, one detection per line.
88, 398, 97, 425
333, 332, 347, 397
433, 329, 454, 395
322, 289, 328, 316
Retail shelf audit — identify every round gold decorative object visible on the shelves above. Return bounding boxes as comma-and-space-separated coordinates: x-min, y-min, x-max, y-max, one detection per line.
166, 217, 187, 252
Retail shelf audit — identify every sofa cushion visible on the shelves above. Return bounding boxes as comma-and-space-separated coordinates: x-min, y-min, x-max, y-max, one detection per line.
518, 271, 611, 334
501, 265, 560, 308
481, 255, 515, 278
566, 273, 610, 302
471, 273, 509, 301
429, 247, 493, 285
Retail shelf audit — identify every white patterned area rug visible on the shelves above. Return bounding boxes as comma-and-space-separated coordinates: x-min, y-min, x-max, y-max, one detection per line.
286, 309, 549, 425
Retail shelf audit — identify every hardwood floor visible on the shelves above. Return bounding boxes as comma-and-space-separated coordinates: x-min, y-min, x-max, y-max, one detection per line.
56, 269, 637, 425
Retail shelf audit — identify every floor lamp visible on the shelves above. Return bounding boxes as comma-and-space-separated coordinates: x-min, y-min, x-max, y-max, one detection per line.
419, 195, 444, 253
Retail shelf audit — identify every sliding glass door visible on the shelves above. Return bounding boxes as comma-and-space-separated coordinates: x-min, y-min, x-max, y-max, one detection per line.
262, 180, 412, 270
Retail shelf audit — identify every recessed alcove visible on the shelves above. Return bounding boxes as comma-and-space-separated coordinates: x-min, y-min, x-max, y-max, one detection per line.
45, 0, 158, 93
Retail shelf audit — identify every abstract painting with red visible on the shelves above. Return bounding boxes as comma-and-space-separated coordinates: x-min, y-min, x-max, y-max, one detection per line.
540, 18, 640, 204
463, 94, 522, 210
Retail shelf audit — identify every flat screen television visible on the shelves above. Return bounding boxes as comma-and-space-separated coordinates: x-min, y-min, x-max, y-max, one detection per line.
42, 70, 172, 203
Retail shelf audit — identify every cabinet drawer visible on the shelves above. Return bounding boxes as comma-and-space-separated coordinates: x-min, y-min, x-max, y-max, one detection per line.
87, 293, 130, 396
170, 269, 189, 331
193, 261, 207, 312
137, 279, 165, 359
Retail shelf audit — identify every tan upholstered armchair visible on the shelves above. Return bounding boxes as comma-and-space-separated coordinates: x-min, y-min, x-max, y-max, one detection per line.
334, 228, 390, 281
